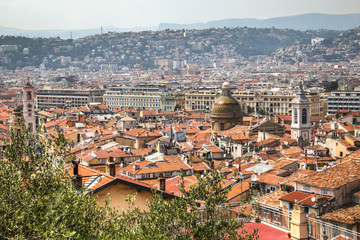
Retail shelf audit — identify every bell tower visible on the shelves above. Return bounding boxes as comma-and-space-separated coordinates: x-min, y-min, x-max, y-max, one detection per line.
23, 81, 36, 135
291, 83, 311, 141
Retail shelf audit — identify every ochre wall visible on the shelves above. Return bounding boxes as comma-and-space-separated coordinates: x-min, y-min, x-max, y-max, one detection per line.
93, 183, 154, 212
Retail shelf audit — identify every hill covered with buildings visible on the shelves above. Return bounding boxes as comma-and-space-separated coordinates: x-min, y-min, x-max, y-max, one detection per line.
0, 26, 359, 71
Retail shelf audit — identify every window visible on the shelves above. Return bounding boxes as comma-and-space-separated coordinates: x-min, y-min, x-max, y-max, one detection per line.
321, 188, 328, 195
302, 185, 310, 191
302, 108, 307, 124
304, 207, 309, 214
220, 123, 225, 131
294, 109, 298, 123
340, 152, 343, 157
27, 91, 32, 100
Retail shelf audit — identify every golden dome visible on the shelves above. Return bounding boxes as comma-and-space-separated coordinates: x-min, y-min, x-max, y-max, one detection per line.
211, 96, 242, 118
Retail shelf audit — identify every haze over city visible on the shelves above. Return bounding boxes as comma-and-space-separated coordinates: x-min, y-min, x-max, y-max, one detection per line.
1, 0, 360, 30
1, 0, 360, 239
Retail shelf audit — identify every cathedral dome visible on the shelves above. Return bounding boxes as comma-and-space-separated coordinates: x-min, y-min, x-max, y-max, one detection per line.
211, 96, 242, 118
210, 82, 243, 132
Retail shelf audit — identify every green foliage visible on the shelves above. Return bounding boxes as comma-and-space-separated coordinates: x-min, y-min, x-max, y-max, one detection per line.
247, 106, 254, 114
257, 108, 267, 116
0, 128, 115, 239
0, 128, 257, 239
174, 104, 181, 111
325, 81, 338, 92
117, 169, 258, 240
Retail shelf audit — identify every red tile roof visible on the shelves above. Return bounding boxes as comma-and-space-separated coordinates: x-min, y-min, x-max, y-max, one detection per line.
123, 128, 160, 138
120, 155, 192, 175
295, 160, 360, 189
256, 190, 288, 208
320, 203, 360, 224
279, 191, 332, 207
256, 173, 284, 185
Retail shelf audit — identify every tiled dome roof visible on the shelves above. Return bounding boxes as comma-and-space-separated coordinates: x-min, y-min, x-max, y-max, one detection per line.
210, 96, 242, 120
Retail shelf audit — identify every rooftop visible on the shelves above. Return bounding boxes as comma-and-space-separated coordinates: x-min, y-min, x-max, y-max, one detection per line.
295, 160, 360, 189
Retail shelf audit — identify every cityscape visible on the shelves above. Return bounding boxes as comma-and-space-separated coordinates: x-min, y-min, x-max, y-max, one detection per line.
1, 1, 360, 239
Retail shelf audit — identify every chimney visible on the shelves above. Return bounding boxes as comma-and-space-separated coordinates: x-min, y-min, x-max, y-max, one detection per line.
72, 159, 82, 190
158, 173, 166, 191
106, 157, 116, 177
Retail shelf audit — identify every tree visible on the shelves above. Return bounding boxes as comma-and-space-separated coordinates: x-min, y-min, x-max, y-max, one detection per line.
0, 127, 116, 239
117, 169, 258, 240
257, 108, 267, 116
174, 103, 181, 111
247, 106, 254, 114
325, 81, 338, 92
0, 127, 258, 239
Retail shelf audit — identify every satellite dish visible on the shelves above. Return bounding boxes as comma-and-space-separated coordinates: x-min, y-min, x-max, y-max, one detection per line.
311, 197, 316, 202
251, 174, 258, 181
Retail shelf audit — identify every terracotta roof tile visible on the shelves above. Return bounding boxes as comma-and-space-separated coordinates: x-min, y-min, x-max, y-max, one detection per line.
123, 128, 160, 138
120, 155, 192, 175
256, 190, 288, 208
295, 160, 360, 189
190, 161, 210, 172
320, 203, 360, 224
279, 191, 332, 207
227, 182, 250, 201
256, 173, 284, 185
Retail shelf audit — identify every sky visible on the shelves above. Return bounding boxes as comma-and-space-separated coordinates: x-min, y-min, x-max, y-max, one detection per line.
1, 0, 359, 30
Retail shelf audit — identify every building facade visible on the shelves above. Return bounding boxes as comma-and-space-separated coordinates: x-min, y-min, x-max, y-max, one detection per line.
104, 86, 163, 110
104, 86, 184, 111
327, 91, 360, 115
36, 88, 104, 110
185, 89, 324, 117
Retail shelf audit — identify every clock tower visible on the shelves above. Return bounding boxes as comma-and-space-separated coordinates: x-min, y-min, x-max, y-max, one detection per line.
23, 81, 36, 135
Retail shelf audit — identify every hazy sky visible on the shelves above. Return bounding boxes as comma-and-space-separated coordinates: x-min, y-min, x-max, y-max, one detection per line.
1, 0, 359, 30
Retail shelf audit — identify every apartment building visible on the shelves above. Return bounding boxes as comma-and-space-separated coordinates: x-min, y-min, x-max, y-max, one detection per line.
185, 89, 325, 117
104, 86, 163, 110
327, 91, 360, 115
104, 86, 185, 111
36, 88, 104, 110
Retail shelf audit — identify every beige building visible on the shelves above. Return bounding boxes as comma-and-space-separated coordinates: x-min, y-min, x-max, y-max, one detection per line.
105, 86, 185, 111
104, 86, 163, 110
185, 89, 325, 117
36, 88, 104, 110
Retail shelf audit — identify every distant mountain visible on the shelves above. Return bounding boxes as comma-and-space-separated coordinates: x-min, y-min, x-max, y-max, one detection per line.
159, 13, 360, 31
0, 26, 156, 39
0, 13, 359, 39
